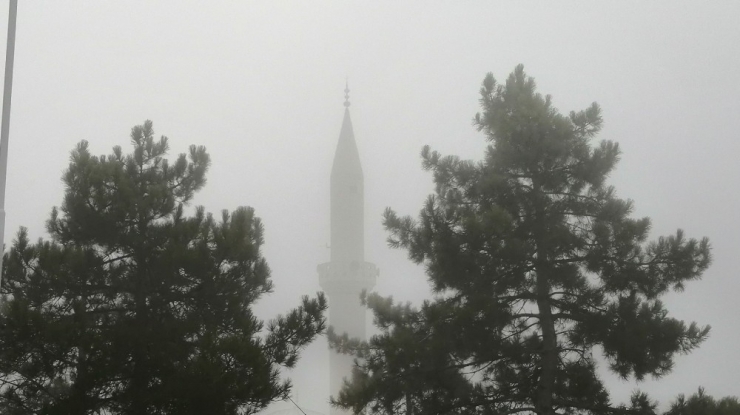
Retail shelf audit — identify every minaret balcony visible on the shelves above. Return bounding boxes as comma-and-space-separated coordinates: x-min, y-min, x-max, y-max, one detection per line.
317, 261, 378, 293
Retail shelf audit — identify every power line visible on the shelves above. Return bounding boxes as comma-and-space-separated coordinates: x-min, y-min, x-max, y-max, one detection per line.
287, 397, 308, 415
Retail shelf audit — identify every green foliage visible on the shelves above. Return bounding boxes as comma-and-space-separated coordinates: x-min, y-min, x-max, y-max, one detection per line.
0, 121, 326, 415
330, 66, 711, 415
666, 388, 740, 415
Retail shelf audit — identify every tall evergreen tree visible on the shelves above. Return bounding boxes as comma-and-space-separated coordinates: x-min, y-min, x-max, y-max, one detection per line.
666, 388, 740, 415
0, 121, 326, 415
331, 66, 711, 415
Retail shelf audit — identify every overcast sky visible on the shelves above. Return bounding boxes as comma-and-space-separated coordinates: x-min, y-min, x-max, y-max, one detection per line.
1, 1, 739, 413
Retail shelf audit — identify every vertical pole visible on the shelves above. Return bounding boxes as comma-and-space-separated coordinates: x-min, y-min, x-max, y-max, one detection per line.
0, 0, 18, 285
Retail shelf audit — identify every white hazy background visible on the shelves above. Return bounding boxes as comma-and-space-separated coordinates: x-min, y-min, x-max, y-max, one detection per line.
2, 2, 739, 413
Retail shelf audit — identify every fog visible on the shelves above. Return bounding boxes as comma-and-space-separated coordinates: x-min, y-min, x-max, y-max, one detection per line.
2, 2, 739, 413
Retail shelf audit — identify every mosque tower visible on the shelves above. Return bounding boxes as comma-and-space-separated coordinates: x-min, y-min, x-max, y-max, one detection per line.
318, 84, 377, 415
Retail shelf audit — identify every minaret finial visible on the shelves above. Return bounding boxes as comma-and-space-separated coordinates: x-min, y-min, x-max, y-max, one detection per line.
344, 79, 350, 108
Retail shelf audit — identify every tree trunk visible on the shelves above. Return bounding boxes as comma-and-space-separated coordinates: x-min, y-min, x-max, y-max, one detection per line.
533, 179, 557, 415
70, 294, 91, 415
130, 249, 150, 415
535, 277, 558, 415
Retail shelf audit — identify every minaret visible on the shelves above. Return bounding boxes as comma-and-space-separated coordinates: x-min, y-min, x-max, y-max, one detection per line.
318, 84, 377, 415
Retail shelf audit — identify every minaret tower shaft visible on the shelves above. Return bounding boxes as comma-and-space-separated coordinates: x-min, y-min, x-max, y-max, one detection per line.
318, 85, 377, 415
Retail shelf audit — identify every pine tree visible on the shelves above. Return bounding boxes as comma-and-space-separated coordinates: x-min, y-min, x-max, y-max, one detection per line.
666, 388, 740, 415
0, 121, 326, 415
331, 66, 711, 415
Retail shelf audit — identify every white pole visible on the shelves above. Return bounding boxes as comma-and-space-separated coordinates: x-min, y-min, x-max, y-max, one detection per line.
0, 0, 18, 285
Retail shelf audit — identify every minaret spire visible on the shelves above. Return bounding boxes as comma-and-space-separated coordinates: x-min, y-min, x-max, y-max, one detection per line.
318, 85, 377, 415
344, 79, 350, 108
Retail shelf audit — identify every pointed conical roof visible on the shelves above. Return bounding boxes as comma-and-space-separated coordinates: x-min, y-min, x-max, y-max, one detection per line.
331, 86, 363, 181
